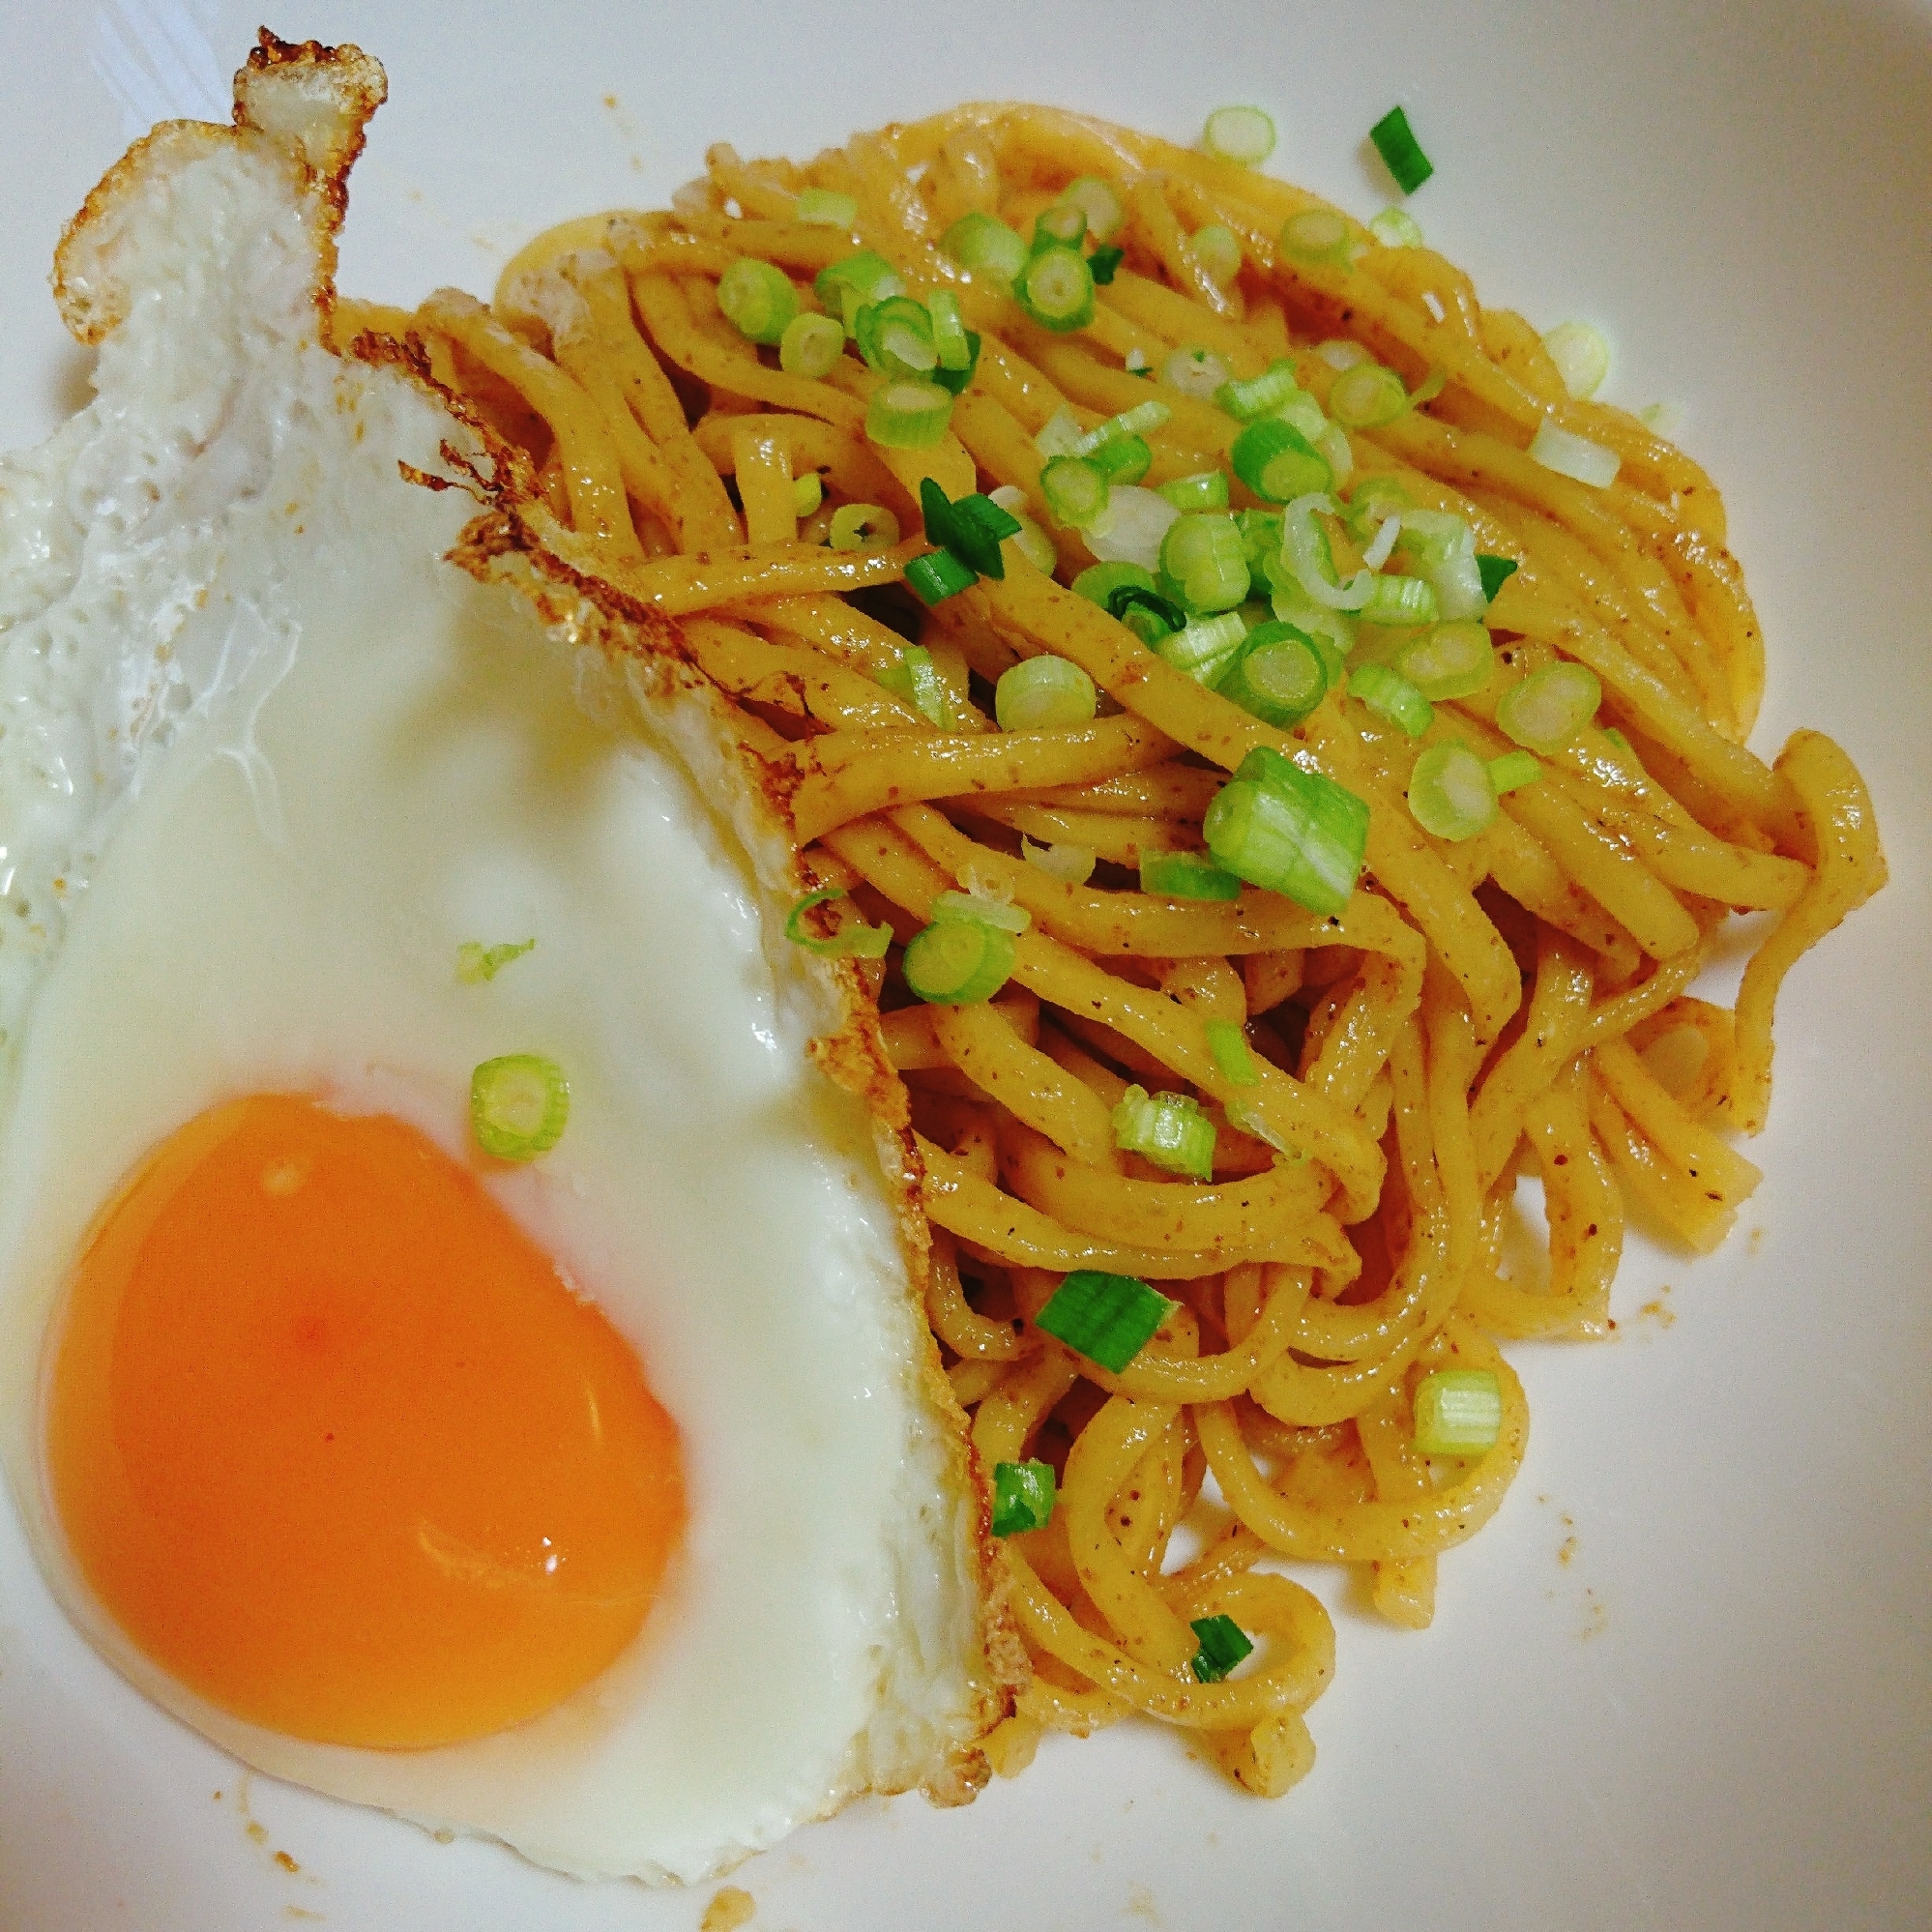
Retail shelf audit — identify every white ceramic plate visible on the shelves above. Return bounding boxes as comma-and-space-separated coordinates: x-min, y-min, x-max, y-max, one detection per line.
1, 3, 1927, 1927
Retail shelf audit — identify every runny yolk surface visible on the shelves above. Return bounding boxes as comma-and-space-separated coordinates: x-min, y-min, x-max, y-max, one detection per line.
44, 1093, 686, 1750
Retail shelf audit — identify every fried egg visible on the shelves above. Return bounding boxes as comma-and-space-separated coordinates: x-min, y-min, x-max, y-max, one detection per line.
0, 39, 1010, 1886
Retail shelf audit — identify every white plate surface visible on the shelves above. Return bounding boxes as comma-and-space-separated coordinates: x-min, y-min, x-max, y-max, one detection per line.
0, 3, 1927, 1929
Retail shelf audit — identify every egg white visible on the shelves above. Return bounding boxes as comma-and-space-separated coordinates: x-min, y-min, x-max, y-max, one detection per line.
0, 53, 1000, 1886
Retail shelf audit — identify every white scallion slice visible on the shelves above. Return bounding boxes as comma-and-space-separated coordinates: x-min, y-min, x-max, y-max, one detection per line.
1529, 417, 1621, 487
1021, 835, 1098, 886
1159, 345, 1231, 399
1192, 223, 1243, 284
1203, 104, 1277, 166
1316, 338, 1369, 370
1368, 207, 1424, 249
1081, 484, 1181, 571
1495, 661, 1603, 753
1541, 321, 1611, 400
1061, 175, 1127, 243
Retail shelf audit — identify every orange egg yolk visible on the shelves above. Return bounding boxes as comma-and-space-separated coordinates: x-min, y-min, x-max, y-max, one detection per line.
44, 1093, 686, 1750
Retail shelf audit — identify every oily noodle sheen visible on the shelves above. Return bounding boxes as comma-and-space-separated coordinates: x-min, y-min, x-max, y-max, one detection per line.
337, 103, 1885, 1798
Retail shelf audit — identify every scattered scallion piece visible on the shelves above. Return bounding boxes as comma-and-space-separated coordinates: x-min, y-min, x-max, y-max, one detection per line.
783, 885, 893, 958
905, 547, 978, 606
470, 1053, 570, 1162
1192, 223, 1243, 285
1528, 418, 1621, 487
1542, 320, 1611, 399
828, 502, 900, 550
1369, 105, 1434, 195
1040, 454, 1111, 530
814, 249, 902, 328
854, 294, 939, 377
1035, 407, 1086, 459
1317, 338, 1370, 370
1394, 509, 1487, 621
1476, 553, 1520, 602
1394, 620, 1495, 700
456, 937, 535, 983
921, 478, 1021, 579
928, 329, 982, 395
902, 907, 1017, 1005
1216, 620, 1332, 727
1125, 346, 1150, 374
1161, 345, 1231, 398
1279, 493, 1372, 611
877, 645, 950, 726
927, 288, 973, 370
930, 890, 1030, 934
1203, 104, 1277, 166
1159, 512, 1250, 613
1088, 244, 1125, 285
1328, 362, 1410, 428
1215, 359, 1302, 423
1204, 1016, 1260, 1086
1021, 835, 1098, 885
1357, 572, 1440, 627
1368, 206, 1424, 249
717, 257, 800, 346
1014, 245, 1097, 332
1112, 1085, 1216, 1180
1075, 397, 1173, 453
866, 377, 954, 449
1089, 434, 1152, 484
1139, 851, 1244, 900
1189, 1614, 1255, 1683
1108, 584, 1188, 646
991, 1459, 1057, 1537
1157, 470, 1231, 512
1157, 609, 1248, 685
1202, 746, 1369, 916
1407, 742, 1498, 841
1279, 208, 1354, 266
1348, 661, 1434, 736
1344, 475, 1411, 539
1231, 417, 1332, 503
1495, 661, 1603, 752
1062, 175, 1127, 243
791, 471, 824, 519
1412, 1367, 1503, 1456
941, 212, 1027, 284
778, 309, 845, 378
1487, 749, 1542, 795
794, 187, 859, 229
1036, 1269, 1175, 1373
996, 655, 1098, 731
1032, 201, 1089, 252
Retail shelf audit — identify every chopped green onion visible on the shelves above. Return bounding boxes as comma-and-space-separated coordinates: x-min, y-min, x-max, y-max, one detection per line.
1189, 1613, 1255, 1683
1005, 511, 1057, 572
1529, 418, 1621, 487
1062, 175, 1127, 243
1088, 244, 1125, 285
471, 1053, 570, 1161
1394, 620, 1495, 700
1109, 585, 1188, 646
854, 294, 938, 377
991, 1459, 1057, 1536
1014, 246, 1097, 332
1328, 362, 1410, 428
1203, 747, 1369, 917
1231, 417, 1332, 503
1158, 470, 1231, 512
1487, 749, 1542, 795
996, 655, 1098, 731
1360, 510, 1402, 571
1317, 338, 1370, 370
1348, 662, 1434, 736
1476, 553, 1520, 602
1601, 725, 1634, 757
795, 187, 859, 229
1412, 1367, 1503, 1455
1279, 493, 1372, 611
1217, 620, 1332, 727
1036, 1269, 1175, 1373
1127, 351, 1149, 379
1368, 206, 1424, 249
1112, 1084, 1216, 1180
1192, 223, 1243, 284
1035, 407, 1086, 459
906, 547, 978, 605
828, 502, 900, 550
927, 288, 973, 370
1495, 661, 1602, 752
1542, 320, 1610, 399
921, 478, 1021, 578
877, 644, 950, 726
902, 911, 1016, 1005
1159, 512, 1250, 613
866, 377, 954, 449
1032, 201, 1089, 252
1344, 475, 1411, 539
1074, 559, 1156, 606
942, 213, 1027, 284
1075, 398, 1173, 452
717, 257, 800, 346
1161, 345, 1231, 397
1156, 609, 1248, 685
783, 885, 893, 958
1089, 434, 1152, 484
791, 471, 825, 519
778, 310, 846, 378
455, 937, 535, 983
1407, 742, 1497, 841
1279, 208, 1354, 266
1139, 851, 1244, 900
1083, 484, 1182, 571
1204, 1016, 1259, 1086
1395, 508, 1486, 621
1369, 105, 1434, 195
1040, 454, 1111, 529
1215, 359, 1303, 423
1021, 835, 1098, 885
814, 249, 902, 327
1358, 571, 1439, 627
928, 330, 983, 395
931, 890, 1030, 934
1203, 104, 1276, 166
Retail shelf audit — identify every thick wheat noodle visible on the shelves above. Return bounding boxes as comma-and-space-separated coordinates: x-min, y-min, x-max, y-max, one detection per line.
390, 101, 1884, 1805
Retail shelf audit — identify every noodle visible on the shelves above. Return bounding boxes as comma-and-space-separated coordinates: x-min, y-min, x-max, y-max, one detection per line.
358, 102, 1886, 1797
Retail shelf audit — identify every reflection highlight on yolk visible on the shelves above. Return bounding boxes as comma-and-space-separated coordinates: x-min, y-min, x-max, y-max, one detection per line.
44, 1094, 685, 1749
